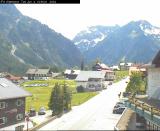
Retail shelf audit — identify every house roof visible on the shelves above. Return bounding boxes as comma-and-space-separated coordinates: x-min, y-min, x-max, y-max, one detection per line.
0, 78, 32, 100
64, 69, 80, 75
26, 68, 50, 75
119, 63, 125, 66
75, 71, 106, 81
110, 66, 120, 70
96, 63, 110, 69
100, 63, 109, 69
52, 73, 61, 77
126, 63, 133, 66
5, 74, 23, 81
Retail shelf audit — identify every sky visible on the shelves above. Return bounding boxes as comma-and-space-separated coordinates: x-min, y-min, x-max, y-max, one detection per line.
16, 0, 160, 39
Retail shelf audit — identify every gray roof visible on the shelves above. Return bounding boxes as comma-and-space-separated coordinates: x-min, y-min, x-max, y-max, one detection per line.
75, 71, 105, 81
0, 78, 32, 100
64, 69, 80, 75
26, 68, 50, 75
52, 73, 61, 77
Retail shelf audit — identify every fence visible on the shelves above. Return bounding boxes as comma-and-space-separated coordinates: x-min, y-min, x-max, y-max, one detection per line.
128, 97, 160, 116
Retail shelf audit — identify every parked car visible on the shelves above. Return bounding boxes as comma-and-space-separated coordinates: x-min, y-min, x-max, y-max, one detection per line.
123, 92, 131, 97
108, 82, 112, 85
114, 101, 125, 109
29, 108, 36, 117
38, 107, 46, 115
113, 107, 126, 114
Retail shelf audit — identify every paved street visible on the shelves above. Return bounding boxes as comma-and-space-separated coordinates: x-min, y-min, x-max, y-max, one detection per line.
40, 77, 129, 130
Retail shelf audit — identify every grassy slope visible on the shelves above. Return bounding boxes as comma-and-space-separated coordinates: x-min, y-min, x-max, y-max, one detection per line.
22, 79, 98, 111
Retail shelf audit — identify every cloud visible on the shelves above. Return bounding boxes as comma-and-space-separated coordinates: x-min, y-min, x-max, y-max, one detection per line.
16, 0, 160, 39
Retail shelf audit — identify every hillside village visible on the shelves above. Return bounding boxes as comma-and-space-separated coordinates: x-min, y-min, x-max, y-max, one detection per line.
1, 57, 159, 130
0, 41, 160, 130
0, 61, 118, 129
0, 3, 160, 131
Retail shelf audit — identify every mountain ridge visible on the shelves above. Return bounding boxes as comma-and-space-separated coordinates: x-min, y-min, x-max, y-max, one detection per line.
0, 5, 82, 75
74, 20, 160, 65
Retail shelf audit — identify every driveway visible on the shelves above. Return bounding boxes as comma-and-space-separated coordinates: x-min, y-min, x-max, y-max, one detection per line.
39, 77, 129, 130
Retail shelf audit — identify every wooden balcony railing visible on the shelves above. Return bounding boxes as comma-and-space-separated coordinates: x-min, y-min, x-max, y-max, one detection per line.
128, 97, 160, 116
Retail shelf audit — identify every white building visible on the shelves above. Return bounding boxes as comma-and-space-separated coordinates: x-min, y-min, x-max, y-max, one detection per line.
129, 65, 146, 76
119, 62, 133, 70
110, 65, 120, 71
26, 68, 52, 80
104, 70, 115, 81
64, 69, 80, 79
147, 51, 160, 100
75, 71, 106, 91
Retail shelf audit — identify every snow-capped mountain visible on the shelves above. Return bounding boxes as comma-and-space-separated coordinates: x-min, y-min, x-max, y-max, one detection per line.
138, 20, 160, 40
73, 25, 119, 52
78, 20, 160, 65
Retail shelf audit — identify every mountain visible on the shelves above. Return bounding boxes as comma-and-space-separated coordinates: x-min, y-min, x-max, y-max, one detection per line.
73, 25, 119, 52
0, 5, 82, 75
75, 20, 160, 65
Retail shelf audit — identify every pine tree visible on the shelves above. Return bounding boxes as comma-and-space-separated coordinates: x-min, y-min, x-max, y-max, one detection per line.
62, 82, 72, 111
48, 83, 63, 116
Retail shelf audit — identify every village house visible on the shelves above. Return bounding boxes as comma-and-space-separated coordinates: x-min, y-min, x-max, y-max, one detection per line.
52, 73, 61, 78
92, 62, 110, 71
75, 71, 106, 91
92, 62, 115, 82
124, 51, 160, 130
0, 72, 24, 84
129, 64, 147, 76
147, 50, 160, 100
104, 70, 115, 81
26, 68, 52, 80
119, 62, 125, 70
119, 62, 133, 70
0, 78, 31, 129
64, 69, 80, 80
5, 74, 24, 84
110, 65, 120, 71
0, 73, 5, 78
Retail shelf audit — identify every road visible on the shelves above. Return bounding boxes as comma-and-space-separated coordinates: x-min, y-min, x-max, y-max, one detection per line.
39, 77, 129, 130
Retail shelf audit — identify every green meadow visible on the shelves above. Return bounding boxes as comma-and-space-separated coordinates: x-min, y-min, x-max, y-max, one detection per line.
22, 79, 98, 111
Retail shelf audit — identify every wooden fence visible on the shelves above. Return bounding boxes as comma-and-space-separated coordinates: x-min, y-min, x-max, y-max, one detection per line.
128, 97, 160, 116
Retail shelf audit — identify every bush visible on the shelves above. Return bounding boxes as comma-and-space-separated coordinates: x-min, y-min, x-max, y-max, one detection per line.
126, 72, 146, 95
76, 85, 85, 92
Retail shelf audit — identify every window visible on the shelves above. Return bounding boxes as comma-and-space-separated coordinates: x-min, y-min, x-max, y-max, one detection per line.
16, 114, 23, 121
88, 84, 94, 88
97, 84, 101, 87
16, 99, 24, 106
0, 102, 6, 109
0, 117, 7, 125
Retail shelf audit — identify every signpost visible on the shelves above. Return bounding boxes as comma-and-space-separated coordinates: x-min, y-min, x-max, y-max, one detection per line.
25, 115, 30, 131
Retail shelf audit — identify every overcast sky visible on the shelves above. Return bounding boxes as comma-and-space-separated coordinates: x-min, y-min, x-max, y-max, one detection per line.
16, 0, 160, 39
